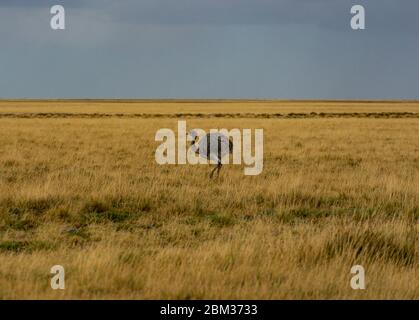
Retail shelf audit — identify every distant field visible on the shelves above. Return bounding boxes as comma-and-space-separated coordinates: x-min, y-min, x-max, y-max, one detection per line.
1, 99, 419, 115
0, 100, 417, 299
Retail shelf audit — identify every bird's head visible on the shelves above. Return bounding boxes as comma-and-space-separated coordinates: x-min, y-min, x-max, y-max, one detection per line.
188, 130, 199, 145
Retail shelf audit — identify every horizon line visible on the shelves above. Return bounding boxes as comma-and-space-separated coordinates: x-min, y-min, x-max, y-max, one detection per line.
1, 99, 419, 104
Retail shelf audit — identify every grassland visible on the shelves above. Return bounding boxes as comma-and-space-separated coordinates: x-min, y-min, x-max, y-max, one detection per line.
0, 100, 418, 299
1, 99, 419, 115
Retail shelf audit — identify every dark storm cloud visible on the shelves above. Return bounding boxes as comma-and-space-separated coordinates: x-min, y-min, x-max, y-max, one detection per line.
0, 0, 418, 98
0, 0, 78, 8
1, 0, 418, 30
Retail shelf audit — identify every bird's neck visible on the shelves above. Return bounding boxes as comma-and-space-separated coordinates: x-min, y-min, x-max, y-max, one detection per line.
190, 142, 199, 154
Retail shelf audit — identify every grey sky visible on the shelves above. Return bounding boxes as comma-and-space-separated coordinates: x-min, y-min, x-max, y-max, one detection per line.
0, 0, 418, 99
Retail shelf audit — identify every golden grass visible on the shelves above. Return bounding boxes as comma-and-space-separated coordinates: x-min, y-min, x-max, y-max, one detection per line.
1, 99, 419, 114
0, 101, 418, 299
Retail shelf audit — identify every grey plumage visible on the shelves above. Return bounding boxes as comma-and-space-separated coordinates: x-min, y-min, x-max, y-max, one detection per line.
189, 131, 233, 178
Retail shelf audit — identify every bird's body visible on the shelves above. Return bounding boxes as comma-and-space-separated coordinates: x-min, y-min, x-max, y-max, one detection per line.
190, 131, 233, 178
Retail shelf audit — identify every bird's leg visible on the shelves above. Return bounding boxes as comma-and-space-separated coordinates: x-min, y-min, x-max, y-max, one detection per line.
209, 162, 222, 179
216, 162, 222, 177
209, 165, 218, 179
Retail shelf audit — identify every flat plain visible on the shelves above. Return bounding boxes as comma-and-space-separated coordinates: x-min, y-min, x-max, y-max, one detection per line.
0, 100, 418, 299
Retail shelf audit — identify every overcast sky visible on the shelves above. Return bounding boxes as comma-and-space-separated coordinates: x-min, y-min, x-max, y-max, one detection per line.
0, 0, 418, 99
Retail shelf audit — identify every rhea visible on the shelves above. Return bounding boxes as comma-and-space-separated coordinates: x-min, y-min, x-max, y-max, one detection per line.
189, 130, 233, 178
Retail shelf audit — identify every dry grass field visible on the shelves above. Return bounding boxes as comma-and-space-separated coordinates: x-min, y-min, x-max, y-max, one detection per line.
0, 100, 418, 299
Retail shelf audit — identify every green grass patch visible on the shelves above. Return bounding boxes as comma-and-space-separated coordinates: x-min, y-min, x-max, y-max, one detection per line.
278, 207, 336, 224
0, 240, 55, 253
4, 218, 37, 231
205, 213, 234, 227
83, 210, 133, 223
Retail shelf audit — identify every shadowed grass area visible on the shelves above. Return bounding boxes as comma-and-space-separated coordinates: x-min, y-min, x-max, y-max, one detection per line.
0, 112, 418, 119
324, 230, 416, 266
0, 240, 55, 253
